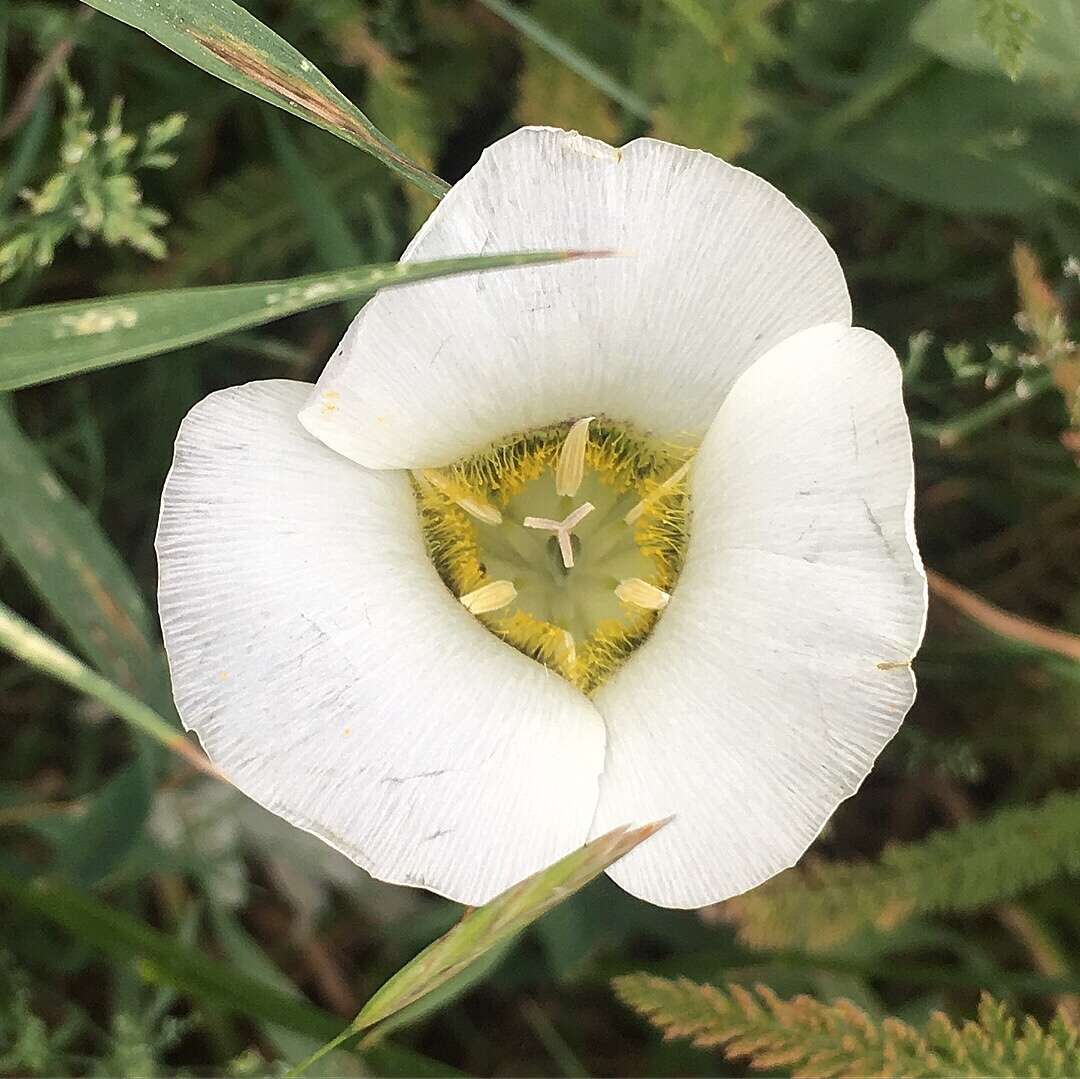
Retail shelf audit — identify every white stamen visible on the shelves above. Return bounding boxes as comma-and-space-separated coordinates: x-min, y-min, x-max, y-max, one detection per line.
615, 578, 671, 610
555, 416, 594, 497
420, 469, 503, 525
522, 502, 595, 568
460, 579, 517, 614
624, 460, 692, 525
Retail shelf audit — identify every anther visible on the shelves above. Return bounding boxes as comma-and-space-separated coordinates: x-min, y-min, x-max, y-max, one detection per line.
460, 579, 517, 614
615, 577, 671, 610
419, 469, 503, 525
624, 460, 692, 525
555, 416, 594, 497
523, 502, 595, 569
558, 630, 577, 669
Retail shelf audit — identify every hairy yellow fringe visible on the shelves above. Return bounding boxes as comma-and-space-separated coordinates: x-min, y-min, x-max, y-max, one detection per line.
413, 417, 693, 693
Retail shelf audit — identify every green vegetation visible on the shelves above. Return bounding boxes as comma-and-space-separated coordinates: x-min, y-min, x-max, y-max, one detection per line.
2, 0, 1080, 1074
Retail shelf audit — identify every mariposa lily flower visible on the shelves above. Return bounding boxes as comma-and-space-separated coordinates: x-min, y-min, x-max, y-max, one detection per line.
157, 127, 927, 909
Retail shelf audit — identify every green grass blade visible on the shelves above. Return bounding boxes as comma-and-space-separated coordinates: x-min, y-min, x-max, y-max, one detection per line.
0, 601, 212, 776
0, 402, 173, 711
0, 865, 462, 1077
288, 820, 668, 1075
358, 940, 514, 1048
476, 0, 651, 121
358, 820, 668, 1029
80, 0, 450, 198
0, 250, 603, 390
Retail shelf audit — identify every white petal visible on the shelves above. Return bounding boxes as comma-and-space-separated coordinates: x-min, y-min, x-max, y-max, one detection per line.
156, 380, 605, 905
590, 325, 926, 908
300, 127, 851, 469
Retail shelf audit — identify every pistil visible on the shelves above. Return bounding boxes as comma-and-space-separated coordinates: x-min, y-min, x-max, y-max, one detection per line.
522, 502, 596, 569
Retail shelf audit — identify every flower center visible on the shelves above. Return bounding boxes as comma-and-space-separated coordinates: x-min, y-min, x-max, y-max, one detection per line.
413, 417, 694, 694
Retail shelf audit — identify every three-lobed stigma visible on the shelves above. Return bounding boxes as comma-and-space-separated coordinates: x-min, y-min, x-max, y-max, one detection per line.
413, 416, 694, 694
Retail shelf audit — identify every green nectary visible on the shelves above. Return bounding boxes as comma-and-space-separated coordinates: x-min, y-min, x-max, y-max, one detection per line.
413, 416, 695, 694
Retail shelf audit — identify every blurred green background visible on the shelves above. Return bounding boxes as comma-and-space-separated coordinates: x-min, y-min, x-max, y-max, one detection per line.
2, 0, 1080, 1075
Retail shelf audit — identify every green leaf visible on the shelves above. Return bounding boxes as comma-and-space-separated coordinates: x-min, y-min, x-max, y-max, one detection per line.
975, 0, 1039, 79
0, 865, 462, 1078
81, 0, 449, 198
836, 68, 1080, 214
0, 251, 602, 390
0, 402, 173, 712
288, 820, 668, 1076
913, 0, 1080, 88
52, 762, 153, 888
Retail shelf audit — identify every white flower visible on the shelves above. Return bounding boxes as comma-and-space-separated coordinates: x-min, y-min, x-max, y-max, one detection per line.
156, 127, 927, 909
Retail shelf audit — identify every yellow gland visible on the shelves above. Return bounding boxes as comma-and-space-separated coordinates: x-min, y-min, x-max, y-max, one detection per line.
413, 416, 695, 694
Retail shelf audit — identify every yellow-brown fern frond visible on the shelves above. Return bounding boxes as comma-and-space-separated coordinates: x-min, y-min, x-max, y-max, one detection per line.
613, 975, 1080, 1078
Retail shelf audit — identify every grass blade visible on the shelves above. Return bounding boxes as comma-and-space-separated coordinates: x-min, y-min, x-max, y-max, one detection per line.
81, 0, 449, 198
0, 401, 173, 711
288, 820, 668, 1076
476, 0, 651, 121
0, 601, 214, 777
358, 821, 668, 1029
0, 250, 603, 390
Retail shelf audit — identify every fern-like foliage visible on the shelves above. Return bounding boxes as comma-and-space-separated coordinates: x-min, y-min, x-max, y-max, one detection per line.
614, 975, 1080, 1078
643, 0, 777, 160
0, 953, 79, 1075
975, 0, 1037, 79
711, 789, 1080, 952
515, 0, 622, 142
151, 148, 395, 288
362, 59, 440, 230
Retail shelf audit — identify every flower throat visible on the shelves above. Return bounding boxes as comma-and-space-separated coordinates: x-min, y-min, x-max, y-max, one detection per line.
413, 417, 694, 694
